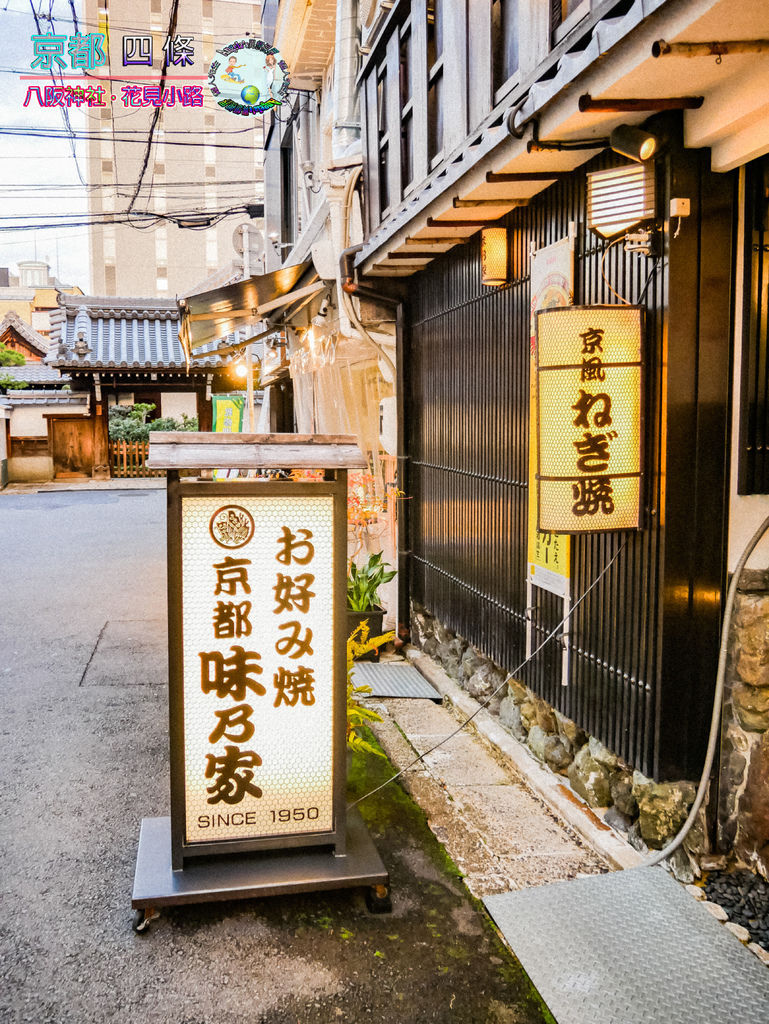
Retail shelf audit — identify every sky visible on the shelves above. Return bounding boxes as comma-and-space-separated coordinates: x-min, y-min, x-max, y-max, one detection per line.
0, 0, 92, 290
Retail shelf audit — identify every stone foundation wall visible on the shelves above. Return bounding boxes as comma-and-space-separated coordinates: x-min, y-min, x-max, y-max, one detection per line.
411, 601, 703, 880
718, 570, 769, 879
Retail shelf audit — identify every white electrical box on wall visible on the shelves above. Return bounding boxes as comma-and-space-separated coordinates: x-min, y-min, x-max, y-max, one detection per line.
670, 198, 691, 218
379, 396, 397, 455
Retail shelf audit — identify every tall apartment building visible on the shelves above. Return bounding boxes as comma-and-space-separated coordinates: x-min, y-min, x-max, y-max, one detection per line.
85, 0, 265, 297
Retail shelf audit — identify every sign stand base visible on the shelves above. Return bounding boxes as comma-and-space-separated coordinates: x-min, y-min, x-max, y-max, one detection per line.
131, 810, 389, 917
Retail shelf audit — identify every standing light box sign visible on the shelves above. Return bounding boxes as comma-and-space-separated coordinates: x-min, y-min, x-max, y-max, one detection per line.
536, 305, 644, 533
182, 493, 334, 844
131, 434, 390, 930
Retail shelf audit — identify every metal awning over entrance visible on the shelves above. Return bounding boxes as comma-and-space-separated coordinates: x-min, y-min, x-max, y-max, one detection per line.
177, 261, 324, 363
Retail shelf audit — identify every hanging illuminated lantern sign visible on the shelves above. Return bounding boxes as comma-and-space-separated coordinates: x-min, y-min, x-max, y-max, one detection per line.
535, 305, 644, 533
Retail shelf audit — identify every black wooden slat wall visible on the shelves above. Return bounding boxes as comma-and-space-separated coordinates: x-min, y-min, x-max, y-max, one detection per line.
739, 155, 769, 494
407, 150, 689, 779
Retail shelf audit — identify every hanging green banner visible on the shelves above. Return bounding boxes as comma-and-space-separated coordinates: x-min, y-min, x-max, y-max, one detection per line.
212, 394, 245, 480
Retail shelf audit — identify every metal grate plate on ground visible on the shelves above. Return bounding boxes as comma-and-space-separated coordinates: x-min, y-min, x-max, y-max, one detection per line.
484, 867, 769, 1024
351, 661, 440, 700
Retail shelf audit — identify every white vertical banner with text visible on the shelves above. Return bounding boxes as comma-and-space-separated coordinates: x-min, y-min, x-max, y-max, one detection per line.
526, 229, 575, 680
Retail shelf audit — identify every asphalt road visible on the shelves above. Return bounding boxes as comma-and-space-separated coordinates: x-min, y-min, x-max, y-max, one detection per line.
0, 489, 552, 1024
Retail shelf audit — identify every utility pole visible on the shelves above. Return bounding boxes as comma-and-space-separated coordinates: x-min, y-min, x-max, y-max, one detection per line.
241, 223, 255, 432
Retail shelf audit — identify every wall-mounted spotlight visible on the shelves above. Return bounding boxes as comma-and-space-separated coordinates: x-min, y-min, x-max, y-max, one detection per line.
609, 125, 658, 163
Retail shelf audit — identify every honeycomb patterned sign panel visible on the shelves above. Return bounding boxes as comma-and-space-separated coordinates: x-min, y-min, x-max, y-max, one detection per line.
181, 494, 335, 844
536, 305, 643, 533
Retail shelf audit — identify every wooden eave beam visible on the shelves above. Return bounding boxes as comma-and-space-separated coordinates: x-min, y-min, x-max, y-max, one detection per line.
485, 171, 567, 183
578, 93, 704, 111
387, 252, 436, 260
405, 236, 468, 246
426, 217, 501, 228
452, 197, 528, 208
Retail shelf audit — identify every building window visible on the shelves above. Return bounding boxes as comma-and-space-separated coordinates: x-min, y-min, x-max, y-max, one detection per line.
280, 137, 297, 248
739, 156, 769, 493
550, 0, 590, 45
400, 25, 413, 192
377, 65, 389, 214
427, 0, 443, 165
105, 266, 116, 293
492, 0, 519, 95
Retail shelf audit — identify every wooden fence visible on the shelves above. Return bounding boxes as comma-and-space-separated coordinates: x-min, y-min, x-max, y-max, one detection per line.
109, 440, 165, 478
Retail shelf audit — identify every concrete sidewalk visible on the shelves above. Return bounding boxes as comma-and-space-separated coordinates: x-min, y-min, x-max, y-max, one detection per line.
369, 688, 609, 900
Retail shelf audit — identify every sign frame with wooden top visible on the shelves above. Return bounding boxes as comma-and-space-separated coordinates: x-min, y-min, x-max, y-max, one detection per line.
130, 433, 390, 931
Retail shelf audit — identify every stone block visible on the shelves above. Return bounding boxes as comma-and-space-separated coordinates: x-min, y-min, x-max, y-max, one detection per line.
527, 725, 548, 761
701, 901, 728, 922
449, 636, 468, 660
433, 620, 455, 644
667, 846, 698, 884
588, 736, 619, 769
604, 806, 633, 833
632, 777, 696, 850
422, 637, 438, 658
724, 921, 751, 943
735, 731, 769, 875
734, 621, 769, 664
554, 710, 587, 751
543, 734, 573, 774
533, 697, 557, 734
520, 700, 537, 732
609, 769, 638, 818
499, 697, 527, 741
684, 884, 706, 901
460, 645, 485, 681
748, 942, 769, 965
733, 683, 769, 731
411, 611, 434, 646
567, 743, 612, 807
467, 662, 505, 699
507, 677, 528, 705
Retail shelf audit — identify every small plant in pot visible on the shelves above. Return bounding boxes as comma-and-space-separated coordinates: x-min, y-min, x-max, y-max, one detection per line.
347, 552, 396, 660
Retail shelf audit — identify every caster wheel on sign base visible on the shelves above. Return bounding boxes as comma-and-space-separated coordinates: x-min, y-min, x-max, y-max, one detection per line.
132, 907, 158, 933
366, 884, 392, 914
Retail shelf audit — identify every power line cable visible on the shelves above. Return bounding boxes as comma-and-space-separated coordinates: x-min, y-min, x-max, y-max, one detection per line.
27, 0, 86, 186
126, 0, 180, 214
347, 541, 628, 812
0, 126, 265, 149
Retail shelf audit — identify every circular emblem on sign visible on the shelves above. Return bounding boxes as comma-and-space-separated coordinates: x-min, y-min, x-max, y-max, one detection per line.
208, 39, 290, 116
209, 505, 255, 549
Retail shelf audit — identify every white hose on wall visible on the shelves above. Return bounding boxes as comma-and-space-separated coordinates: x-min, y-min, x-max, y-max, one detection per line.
642, 512, 769, 867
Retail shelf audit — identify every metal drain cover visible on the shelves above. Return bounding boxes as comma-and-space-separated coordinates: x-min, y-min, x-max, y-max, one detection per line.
351, 661, 440, 700
484, 867, 769, 1024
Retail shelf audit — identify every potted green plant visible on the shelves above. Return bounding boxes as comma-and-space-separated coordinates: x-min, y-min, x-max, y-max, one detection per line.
347, 552, 396, 657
